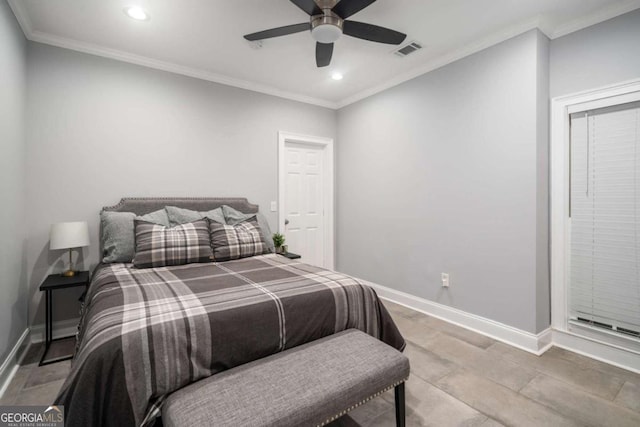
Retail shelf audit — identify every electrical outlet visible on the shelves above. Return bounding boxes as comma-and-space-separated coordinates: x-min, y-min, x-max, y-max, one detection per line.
441, 273, 450, 288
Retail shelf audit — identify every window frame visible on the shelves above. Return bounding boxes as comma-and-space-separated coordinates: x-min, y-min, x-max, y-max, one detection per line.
550, 78, 640, 353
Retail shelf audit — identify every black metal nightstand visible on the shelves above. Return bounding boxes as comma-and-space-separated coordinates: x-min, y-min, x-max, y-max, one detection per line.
39, 271, 90, 365
279, 252, 301, 260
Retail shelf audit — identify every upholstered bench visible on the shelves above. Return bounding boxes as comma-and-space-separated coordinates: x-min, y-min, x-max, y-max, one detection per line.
162, 329, 410, 427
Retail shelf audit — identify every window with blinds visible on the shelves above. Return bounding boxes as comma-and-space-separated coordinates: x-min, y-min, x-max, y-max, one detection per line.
569, 101, 640, 340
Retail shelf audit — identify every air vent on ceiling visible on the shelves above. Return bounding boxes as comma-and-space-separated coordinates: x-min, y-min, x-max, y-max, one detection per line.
394, 41, 422, 57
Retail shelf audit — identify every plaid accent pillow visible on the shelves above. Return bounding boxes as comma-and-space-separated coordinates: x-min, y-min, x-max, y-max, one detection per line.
133, 219, 213, 268
209, 218, 269, 262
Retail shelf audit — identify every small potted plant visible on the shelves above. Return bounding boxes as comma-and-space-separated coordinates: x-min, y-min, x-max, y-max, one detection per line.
273, 233, 286, 254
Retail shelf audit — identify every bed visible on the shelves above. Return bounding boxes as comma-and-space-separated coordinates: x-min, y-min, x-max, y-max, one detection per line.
55, 197, 405, 427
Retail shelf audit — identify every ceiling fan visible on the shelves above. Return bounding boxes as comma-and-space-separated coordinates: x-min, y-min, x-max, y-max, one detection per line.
244, 0, 407, 67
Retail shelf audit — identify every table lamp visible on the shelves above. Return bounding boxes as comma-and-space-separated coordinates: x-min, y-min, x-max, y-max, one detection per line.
50, 221, 90, 277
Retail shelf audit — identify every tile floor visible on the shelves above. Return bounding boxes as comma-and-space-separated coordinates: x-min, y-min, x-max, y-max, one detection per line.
2, 302, 639, 426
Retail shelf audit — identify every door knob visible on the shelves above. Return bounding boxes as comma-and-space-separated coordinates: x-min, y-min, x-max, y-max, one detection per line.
285, 219, 290, 225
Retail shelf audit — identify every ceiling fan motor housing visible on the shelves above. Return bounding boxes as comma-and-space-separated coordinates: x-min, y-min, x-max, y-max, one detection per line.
311, 11, 343, 43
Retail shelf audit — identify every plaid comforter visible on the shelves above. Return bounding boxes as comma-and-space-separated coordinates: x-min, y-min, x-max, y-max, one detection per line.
55, 254, 404, 427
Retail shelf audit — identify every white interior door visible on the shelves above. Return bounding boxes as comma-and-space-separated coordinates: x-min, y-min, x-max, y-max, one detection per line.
278, 132, 334, 269
284, 142, 324, 266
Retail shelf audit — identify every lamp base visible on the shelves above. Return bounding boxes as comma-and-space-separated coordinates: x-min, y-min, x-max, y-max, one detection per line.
62, 248, 76, 277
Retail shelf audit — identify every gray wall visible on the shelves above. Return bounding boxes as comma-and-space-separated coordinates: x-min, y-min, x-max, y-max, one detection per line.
551, 9, 640, 98
25, 43, 337, 325
0, 0, 27, 361
337, 30, 549, 334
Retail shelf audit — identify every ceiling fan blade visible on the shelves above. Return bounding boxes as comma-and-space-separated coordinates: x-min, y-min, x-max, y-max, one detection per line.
342, 20, 406, 44
244, 23, 310, 41
316, 42, 334, 67
332, 0, 377, 19
290, 0, 322, 16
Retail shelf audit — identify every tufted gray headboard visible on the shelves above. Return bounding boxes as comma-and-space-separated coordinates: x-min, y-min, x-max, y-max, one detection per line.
99, 198, 260, 255
101, 197, 259, 216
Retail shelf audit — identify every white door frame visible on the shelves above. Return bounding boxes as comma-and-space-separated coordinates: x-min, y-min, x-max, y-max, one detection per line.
278, 131, 335, 270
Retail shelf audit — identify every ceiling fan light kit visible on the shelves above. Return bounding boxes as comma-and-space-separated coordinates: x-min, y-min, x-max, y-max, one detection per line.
244, 0, 406, 68
311, 13, 343, 43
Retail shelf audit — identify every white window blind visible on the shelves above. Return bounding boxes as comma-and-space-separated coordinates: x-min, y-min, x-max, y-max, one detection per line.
569, 102, 640, 339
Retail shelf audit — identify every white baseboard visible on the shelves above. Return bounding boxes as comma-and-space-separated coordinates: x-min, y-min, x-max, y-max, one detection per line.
369, 282, 640, 373
29, 318, 80, 344
552, 329, 640, 374
367, 282, 553, 355
0, 329, 30, 398
0, 318, 80, 399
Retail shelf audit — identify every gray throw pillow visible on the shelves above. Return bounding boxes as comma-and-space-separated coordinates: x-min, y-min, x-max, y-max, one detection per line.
101, 209, 170, 263
138, 209, 170, 227
221, 205, 275, 252
166, 206, 226, 226
101, 211, 136, 263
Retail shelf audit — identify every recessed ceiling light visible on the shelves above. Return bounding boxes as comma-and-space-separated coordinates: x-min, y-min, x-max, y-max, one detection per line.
124, 6, 149, 21
331, 72, 343, 81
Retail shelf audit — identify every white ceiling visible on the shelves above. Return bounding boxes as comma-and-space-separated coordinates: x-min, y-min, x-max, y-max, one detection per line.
9, 0, 640, 108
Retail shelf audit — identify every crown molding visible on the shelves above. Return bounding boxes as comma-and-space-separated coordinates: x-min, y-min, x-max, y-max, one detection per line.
7, 0, 32, 35
26, 31, 339, 109
8, 0, 640, 111
548, 0, 640, 39
337, 1, 640, 108
8, 1, 337, 110
336, 16, 543, 108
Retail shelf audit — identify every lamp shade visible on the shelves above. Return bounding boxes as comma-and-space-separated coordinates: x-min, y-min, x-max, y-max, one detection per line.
50, 221, 90, 250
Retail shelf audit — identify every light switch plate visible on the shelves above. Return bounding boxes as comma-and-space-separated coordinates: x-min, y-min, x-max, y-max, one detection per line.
270, 201, 277, 212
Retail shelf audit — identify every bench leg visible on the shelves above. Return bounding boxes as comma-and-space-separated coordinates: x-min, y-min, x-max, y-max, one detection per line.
394, 382, 405, 427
